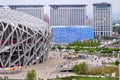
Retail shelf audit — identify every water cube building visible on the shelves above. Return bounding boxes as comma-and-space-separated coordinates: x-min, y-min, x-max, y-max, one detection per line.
52, 26, 94, 44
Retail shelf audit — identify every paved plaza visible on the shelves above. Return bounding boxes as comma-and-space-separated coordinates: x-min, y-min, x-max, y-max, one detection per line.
0, 51, 117, 80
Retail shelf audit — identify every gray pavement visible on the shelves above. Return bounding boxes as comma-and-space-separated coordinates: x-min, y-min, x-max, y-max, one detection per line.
0, 51, 117, 80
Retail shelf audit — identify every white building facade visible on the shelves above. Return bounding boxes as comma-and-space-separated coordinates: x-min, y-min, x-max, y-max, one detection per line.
50, 5, 87, 26
93, 3, 112, 36
0, 5, 44, 20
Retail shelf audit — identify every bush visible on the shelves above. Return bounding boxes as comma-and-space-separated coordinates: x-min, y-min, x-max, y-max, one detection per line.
104, 66, 116, 74
88, 67, 104, 75
74, 46, 80, 52
66, 46, 71, 50
57, 45, 63, 50
72, 62, 88, 75
51, 46, 56, 50
115, 60, 119, 66
72, 64, 79, 74
88, 66, 117, 76
26, 69, 36, 80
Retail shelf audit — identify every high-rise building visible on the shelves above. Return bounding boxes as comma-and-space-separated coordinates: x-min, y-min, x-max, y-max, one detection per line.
86, 16, 93, 26
93, 3, 112, 36
49, 4, 87, 26
44, 14, 49, 24
0, 5, 44, 20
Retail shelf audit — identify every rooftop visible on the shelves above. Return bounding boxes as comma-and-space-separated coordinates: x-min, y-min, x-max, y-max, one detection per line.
0, 5, 44, 8
49, 4, 87, 7
51, 26, 93, 28
93, 2, 111, 6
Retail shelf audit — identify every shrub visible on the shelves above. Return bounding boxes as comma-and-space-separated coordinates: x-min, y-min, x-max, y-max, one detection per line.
26, 69, 36, 80
69, 41, 99, 47
57, 45, 63, 50
72, 62, 88, 75
66, 46, 71, 50
88, 66, 117, 76
72, 64, 80, 74
74, 46, 80, 53
115, 60, 119, 66
88, 67, 104, 75
51, 46, 56, 50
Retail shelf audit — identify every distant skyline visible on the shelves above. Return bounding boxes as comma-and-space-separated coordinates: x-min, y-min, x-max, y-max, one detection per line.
0, 0, 119, 19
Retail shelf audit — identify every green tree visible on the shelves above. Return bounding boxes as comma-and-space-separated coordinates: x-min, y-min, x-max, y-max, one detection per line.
115, 60, 119, 66
69, 41, 99, 47
74, 46, 79, 53
26, 69, 36, 80
72, 62, 88, 74
57, 45, 63, 50
66, 46, 71, 50
72, 64, 80, 74
51, 46, 56, 50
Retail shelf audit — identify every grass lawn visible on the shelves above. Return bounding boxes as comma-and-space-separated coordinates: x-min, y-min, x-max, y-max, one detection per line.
53, 76, 115, 80
108, 62, 116, 65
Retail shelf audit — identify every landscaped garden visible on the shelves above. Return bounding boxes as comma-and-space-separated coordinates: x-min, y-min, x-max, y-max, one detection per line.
53, 62, 119, 80
51, 40, 120, 80
72, 62, 119, 76
51, 40, 120, 58
69, 40, 100, 47
53, 76, 115, 80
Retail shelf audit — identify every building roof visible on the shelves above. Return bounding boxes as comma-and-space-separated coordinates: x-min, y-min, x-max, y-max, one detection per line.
0, 7, 49, 32
93, 2, 111, 6
51, 26, 93, 28
49, 4, 87, 7
0, 5, 44, 8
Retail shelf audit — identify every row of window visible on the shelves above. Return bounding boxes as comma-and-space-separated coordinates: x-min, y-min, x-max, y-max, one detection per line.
94, 32, 111, 36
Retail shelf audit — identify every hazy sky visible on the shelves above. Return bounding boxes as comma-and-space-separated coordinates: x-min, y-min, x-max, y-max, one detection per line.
0, 0, 119, 19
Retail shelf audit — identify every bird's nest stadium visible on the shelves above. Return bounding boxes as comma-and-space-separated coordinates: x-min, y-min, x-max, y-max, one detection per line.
0, 7, 52, 68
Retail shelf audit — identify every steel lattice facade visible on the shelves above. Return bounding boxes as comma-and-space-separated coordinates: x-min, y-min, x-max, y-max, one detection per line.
0, 7, 52, 67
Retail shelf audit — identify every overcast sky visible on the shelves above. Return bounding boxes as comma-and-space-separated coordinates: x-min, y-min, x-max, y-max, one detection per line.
0, 0, 119, 19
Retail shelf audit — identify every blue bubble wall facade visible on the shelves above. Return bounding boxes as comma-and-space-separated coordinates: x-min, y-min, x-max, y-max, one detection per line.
51, 26, 94, 43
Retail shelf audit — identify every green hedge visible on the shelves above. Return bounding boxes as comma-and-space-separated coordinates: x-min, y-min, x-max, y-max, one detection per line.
69, 41, 100, 47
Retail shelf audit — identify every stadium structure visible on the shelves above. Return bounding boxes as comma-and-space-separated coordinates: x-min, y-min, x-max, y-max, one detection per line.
0, 7, 52, 68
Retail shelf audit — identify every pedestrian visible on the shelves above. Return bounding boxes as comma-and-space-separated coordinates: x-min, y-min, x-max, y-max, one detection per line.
23, 74, 24, 76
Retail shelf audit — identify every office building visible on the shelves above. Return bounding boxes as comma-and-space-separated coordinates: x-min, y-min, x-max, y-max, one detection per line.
50, 4, 87, 26
0, 5, 44, 20
44, 14, 49, 24
93, 3, 112, 36
52, 26, 94, 43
